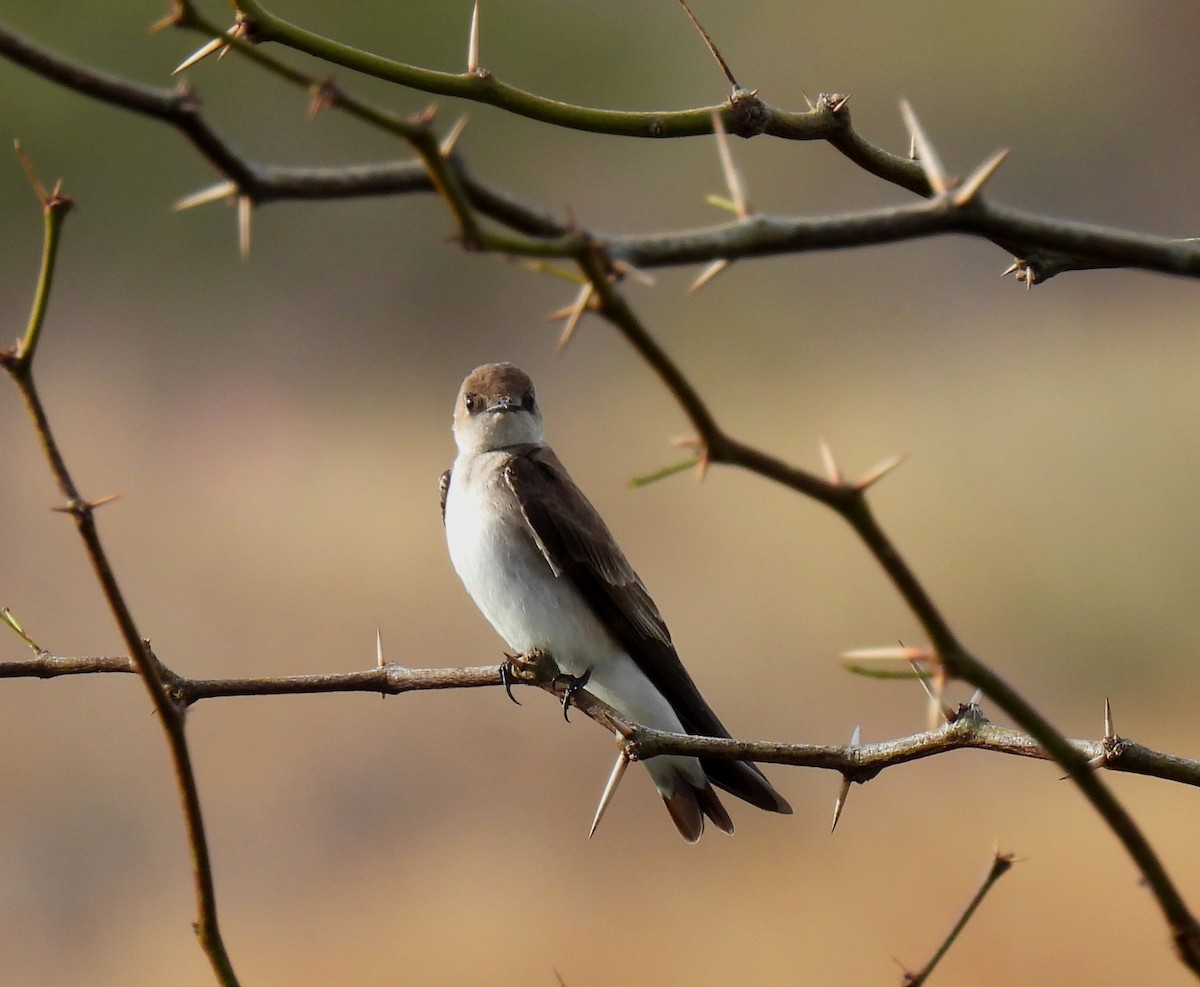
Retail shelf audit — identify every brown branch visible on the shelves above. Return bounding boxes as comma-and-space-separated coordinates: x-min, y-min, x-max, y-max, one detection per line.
1, 170, 241, 987
571, 249, 1200, 975
3, 652, 1198, 790
4, 22, 1199, 282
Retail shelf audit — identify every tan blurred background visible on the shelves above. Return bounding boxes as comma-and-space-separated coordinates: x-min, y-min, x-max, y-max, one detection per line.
2, 1, 1200, 984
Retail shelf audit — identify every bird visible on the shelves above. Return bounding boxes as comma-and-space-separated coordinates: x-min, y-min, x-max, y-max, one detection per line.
440, 362, 791, 841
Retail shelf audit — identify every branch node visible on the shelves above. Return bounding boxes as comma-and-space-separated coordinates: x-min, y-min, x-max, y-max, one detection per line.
307, 79, 341, 119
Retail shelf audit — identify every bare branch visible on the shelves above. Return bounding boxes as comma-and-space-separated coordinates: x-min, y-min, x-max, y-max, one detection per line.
902, 848, 1016, 986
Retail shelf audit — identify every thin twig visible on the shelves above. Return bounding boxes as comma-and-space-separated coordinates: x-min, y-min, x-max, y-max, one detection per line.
902, 849, 1016, 986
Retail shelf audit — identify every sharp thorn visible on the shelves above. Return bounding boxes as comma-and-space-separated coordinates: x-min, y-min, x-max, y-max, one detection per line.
818, 439, 843, 484
440, 114, 469, 157
467, 1, 481, 75
711, 109, 749, 217
172, 36, 227, 76
831, 775, 851, 833
173, 180, 237, 212
854, 452, 908, 491
953, 147, 1009, 207
590, 745, 630, 839
688, 258, 730, 293
899, 98, 949, 196
555, 283, 593, 354
237, 194, 252, 258
676, 0, 740, 90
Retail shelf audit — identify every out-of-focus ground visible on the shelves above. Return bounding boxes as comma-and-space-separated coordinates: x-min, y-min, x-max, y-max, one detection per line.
2, 2, 1200, 984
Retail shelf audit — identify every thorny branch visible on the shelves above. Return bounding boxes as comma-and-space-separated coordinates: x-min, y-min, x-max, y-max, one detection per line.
0, 166, 241, 986
3, 2, 1200, 982
2, 648, 1197, 789
1, 17, 1199, 280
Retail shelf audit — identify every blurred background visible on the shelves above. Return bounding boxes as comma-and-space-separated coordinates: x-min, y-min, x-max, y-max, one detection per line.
2, 1, 1200, 984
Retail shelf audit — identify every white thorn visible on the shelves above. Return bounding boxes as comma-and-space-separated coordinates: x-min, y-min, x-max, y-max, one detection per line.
589, 742, 630, 838
173, 180, 237, 212
854, 451, 907, 491
818, 439, 842, 484
467, 1, 480, 74
237, 195, 252, 258
688, 258, 730, 293
899, 98, 948, 196
440, 115, 469, 157
954, 147, 1009, 206
172, 36, 227, 76
555, 282, 593, 353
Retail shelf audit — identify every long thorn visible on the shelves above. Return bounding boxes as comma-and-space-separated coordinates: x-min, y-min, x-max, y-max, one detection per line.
854, 452, 907, 491
688, 258, 729, 293
589, 744, 630, 838
711, 110, 748, 217
675, 0, 739, 90
899, 98, 948, 196
819, 439, 843, 484
467, 2, 480, 74
173, 36, 227, 76
237, 195, 251, 258
953, 148, 1009, 207
173, 180, 237, 212
555, 283, 593, 353
440, 115, 469, 157
831, 724, 861, 833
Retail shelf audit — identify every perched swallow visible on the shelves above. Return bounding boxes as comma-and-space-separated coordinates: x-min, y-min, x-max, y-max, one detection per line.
441, 363, 791, 841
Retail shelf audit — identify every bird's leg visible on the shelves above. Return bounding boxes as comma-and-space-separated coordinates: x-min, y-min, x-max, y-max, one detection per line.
498, 656, 522, 705
501, 648, 559, 705
552, 666, 592, 723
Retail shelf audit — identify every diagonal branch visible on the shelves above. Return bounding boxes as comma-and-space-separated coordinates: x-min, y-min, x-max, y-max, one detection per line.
901, 849, 1016, 986
0, 167, 242, 987
573, 247, 1200, 976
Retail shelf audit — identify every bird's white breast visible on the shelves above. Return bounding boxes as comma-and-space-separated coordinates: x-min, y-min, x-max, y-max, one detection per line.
444, 450, 615, 673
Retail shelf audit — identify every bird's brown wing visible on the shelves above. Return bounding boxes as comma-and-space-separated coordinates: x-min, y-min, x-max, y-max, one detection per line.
504, 445, 790, 813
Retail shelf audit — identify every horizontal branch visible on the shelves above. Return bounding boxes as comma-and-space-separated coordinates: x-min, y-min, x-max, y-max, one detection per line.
4, 651, 1197, 789
4, 20, 1198, 283
229, 0, 834, 140
626, 704, 1200, 789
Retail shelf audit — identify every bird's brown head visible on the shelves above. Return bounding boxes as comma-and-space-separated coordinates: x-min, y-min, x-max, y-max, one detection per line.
453, 363, 543, 453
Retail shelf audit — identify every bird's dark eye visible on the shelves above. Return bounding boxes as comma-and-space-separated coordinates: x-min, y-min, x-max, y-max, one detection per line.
521, 391, 536, 412
464, 393, 479, 413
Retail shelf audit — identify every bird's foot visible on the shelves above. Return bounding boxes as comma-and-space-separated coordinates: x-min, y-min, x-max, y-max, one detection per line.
552, 666, 592, 723
501, 649, 558, 704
